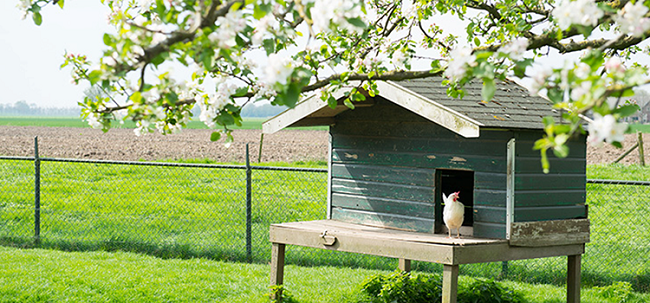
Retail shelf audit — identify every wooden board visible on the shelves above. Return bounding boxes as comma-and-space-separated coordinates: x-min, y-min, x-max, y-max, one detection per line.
509, 219, 590, 247
269, 220, 585, 265
331, 207, 435, 233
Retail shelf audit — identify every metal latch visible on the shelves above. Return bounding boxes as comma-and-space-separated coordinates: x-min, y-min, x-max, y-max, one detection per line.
319, 230, 337, 246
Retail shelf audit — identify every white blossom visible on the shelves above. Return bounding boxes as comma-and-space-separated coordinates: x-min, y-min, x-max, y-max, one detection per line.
252, 15, 276, 46
605, 56, 626, 75
552, 0, 603, 30
134, 120, 151, 136
570, 81, 592, 101
574, 63, 591, 79
254, 82, 277, 99
445, 47, 475, 82
209, 10, 247, 49
391, 51, 408, 70
86, 114, 103, 129
588, 113, 627, 145
499, 38, 528, 61
614, 1, 650, 37
530, 68, 552, 95
310, 0, 364, 33
265, 54, 296, 86
17, 0, 31, 12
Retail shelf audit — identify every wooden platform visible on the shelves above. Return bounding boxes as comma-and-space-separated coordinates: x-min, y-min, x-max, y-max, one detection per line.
270, 220, 585, 303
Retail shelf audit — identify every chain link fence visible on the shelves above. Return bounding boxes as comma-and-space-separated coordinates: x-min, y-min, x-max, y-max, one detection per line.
1, 142, 649, 291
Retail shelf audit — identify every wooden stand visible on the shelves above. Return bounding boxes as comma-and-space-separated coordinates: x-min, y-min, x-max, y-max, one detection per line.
269, 220, 585, 303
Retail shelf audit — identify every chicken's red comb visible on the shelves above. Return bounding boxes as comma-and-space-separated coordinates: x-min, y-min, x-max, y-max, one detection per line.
454, 191, 460, 196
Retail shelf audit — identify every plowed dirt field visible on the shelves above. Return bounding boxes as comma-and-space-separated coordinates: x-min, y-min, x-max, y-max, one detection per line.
1, 126, 648, 165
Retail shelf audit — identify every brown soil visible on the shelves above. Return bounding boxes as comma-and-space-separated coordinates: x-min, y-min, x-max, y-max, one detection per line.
0, 126, 328, 163
1, 126, 648, 165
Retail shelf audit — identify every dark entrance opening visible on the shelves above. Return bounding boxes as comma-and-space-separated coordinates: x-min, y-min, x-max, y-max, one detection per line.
435, 169, 474, 233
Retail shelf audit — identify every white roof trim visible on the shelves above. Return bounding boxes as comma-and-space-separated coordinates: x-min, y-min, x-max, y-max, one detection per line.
262, 94, 329, 134
262, 80, 483, 138
379, 81, 482, 138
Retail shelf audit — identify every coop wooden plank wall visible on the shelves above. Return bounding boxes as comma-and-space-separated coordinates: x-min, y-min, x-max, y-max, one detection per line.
513, 131, 587, 222
329, 98, 512, 237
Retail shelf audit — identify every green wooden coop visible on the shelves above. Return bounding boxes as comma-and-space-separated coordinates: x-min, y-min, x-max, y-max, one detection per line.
263, 78, 590, 303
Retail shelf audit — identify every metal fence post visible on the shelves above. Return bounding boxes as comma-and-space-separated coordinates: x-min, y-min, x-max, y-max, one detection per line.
34, 136, 41, 245
246, 144, 252, 262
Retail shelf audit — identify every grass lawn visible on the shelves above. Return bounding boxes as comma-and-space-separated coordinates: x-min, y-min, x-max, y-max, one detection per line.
2, 246, 649, 303
1, 161, 649, 290
629, 124, 650, 133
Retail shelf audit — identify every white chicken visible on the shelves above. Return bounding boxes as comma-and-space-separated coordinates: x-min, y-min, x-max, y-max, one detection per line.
443, 191, 464, 239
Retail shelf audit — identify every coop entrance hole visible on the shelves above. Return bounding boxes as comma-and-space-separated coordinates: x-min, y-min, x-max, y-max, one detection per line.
436, 169, 474, 232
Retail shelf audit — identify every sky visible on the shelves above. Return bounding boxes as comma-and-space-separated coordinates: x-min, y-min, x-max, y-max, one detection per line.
0, 1, 113, 108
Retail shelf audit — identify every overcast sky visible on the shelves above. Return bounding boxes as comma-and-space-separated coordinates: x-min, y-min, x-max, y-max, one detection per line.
0, 1, 112, 108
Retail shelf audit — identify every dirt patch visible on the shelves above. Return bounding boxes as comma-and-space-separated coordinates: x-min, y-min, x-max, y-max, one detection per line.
1, 126, 648, 165
0, 126, 328, 163
586, 133, 650, 166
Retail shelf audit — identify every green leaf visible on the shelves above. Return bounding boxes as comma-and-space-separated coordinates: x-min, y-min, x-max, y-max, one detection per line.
547, 89, 563, 104
346, 17, 367, 29
327, 96, 337, 109
32, 12, 42, 26
284, 82, 301, 108
553, 144, 569, 158
344, 98, 355, 109
473, 37, 481, 46
210, 131, 221, 142
231, 2, 242, 11
481, 78, 496, 102
262, 39, 275, 56
103, 33, 112, 46
253, 3, 271, 19
542, 116, 555, 127
233, 86, 249, 97
57, 0, 65, 9
540, 149, 550, 174
613, 104, 640, 117
130, 91, 143, 104
87, 70, 103, 85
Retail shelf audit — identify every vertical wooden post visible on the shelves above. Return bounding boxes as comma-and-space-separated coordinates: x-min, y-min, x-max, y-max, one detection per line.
638, 132, 645, 166
398, 259, 411, 272
258, 133, 264, 163
442, 264, 459, 303
270, 243, 286, 300
567, 254, 581, 303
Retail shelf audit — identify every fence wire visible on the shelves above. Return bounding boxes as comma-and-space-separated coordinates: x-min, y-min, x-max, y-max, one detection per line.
1, 156, 649, 291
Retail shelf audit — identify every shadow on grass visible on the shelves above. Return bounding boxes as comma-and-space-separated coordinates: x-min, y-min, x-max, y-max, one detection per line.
3, 236, 649, 294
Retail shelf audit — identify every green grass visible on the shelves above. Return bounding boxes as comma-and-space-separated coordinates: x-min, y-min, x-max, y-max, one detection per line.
629, 124, 650, 133
0, 116, 328, 131
2, 246, 649, 303
587, 163, 650, 180
1, 160, 649, 293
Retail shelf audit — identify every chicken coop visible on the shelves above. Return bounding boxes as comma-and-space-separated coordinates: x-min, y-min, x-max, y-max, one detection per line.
263, 78, 590, 303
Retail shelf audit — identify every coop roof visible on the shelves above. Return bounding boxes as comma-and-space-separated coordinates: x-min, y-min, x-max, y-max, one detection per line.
262, 77, 562, 138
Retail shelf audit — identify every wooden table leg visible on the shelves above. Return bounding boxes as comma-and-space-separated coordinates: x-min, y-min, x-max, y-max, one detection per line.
442, 264, 459, 303
567, 254, 581, 303
399, 259, 411, 272
270, 243, 286, 300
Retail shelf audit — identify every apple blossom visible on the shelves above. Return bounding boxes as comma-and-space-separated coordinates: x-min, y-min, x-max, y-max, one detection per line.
588, 113, 628, 145
445, 47, 475, 82
499, 38, 528, 61
614, 1, 650, 37
552, 0, 603, 30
